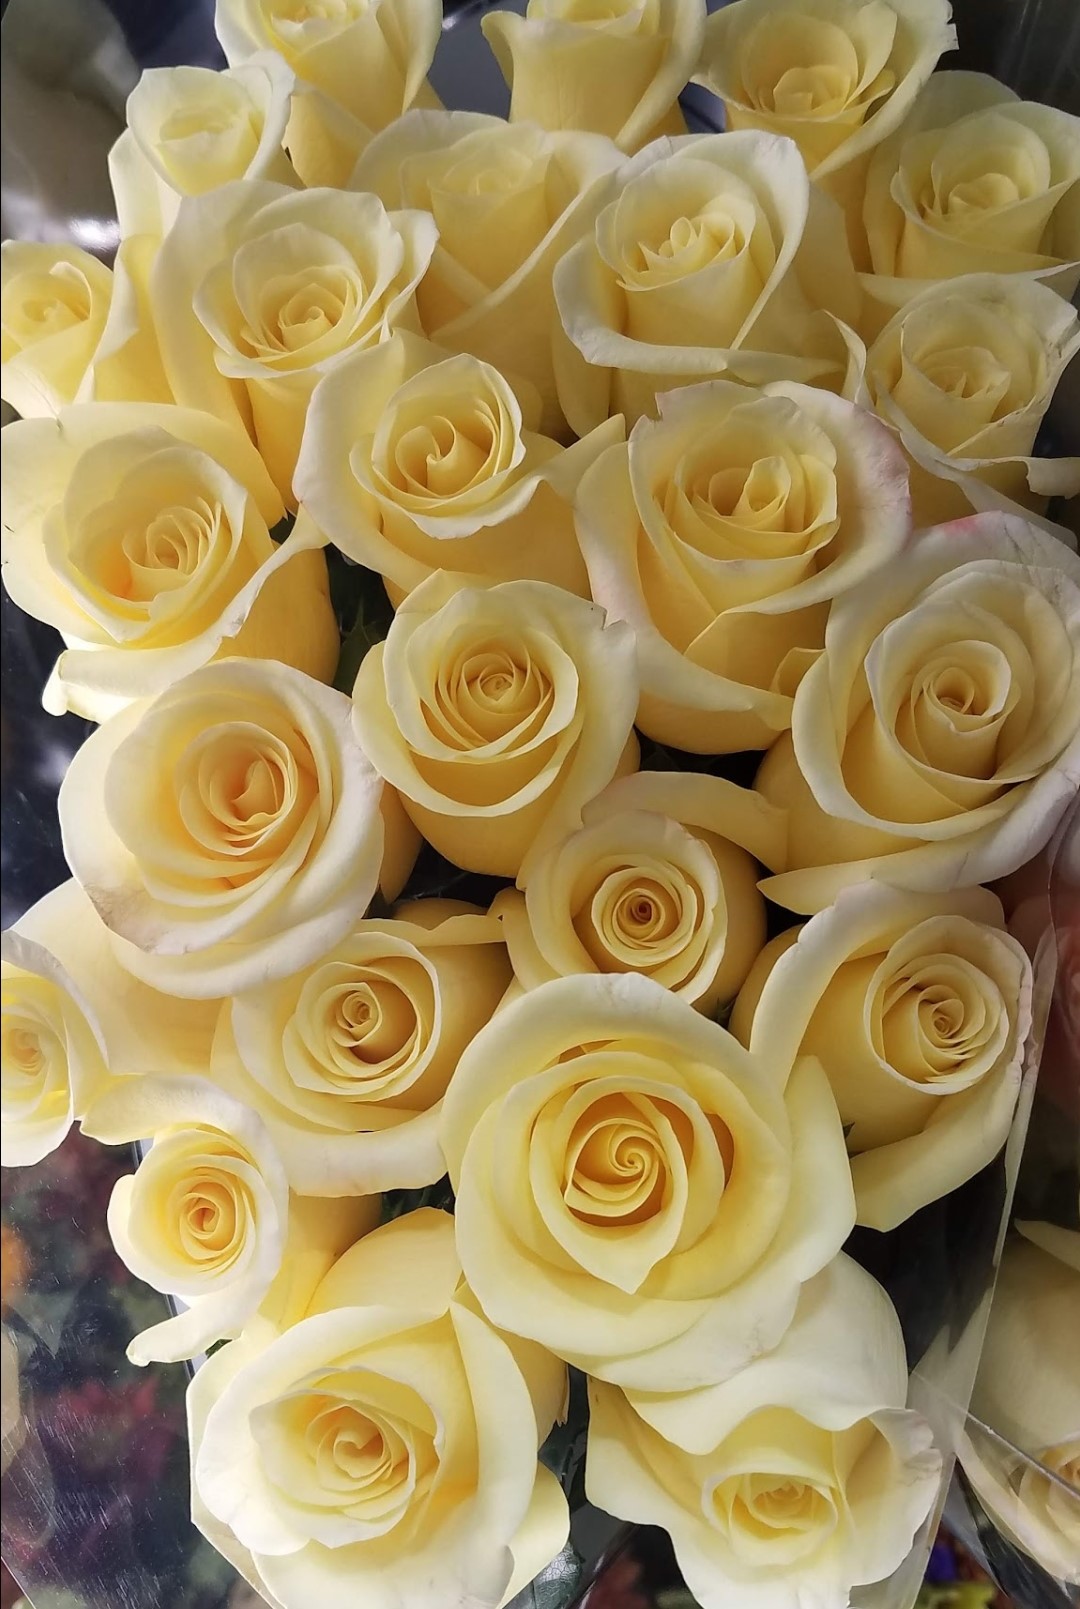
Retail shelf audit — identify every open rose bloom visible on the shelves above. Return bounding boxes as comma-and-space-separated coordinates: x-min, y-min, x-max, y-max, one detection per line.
1, 0, 1077, 1604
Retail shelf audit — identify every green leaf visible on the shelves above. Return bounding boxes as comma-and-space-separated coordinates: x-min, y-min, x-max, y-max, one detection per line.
380, 1176, 456, 1224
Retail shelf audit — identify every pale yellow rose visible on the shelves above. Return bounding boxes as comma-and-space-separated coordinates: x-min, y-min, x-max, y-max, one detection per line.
2, 907, 108, 1167
754, 513, 1080, 914
351, 572, 640, 880
694, 0, 955, 262
297, 330, 622, 601
0, 402, 338, 721
215, 0, 442, 135
440, 974, 855, 1389
731, 884, 1032, 1229
350, 111, 623, 434
211, 899, 512, 1195
587, 1253, 942, 1609
1, 242, 112, 416
859, 273, 1080, 526
863, 71, 1080, 321
58, 658, 410, 998
284, 81, 372, 189
575, 378, 911, 752
7, 876, 219, 1086
961, 1226, 1080, 1584
493, 770, 783, 1013
152, 180, 438, 500
81, 1073, 377, 1364
553, 130, 862, 434
109, 55, 298, 241
482, 0, 705, 154
189, 1209, 569, 1609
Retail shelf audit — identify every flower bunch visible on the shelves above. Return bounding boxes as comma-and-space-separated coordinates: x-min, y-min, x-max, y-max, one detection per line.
2, 0, 1078, 1604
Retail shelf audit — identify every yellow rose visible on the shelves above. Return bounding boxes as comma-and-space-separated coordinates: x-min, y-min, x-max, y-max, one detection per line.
188, 1209, 569, 1609
961, 1226, 1080, 1584
350, 111, 622, 435
2, 904, 108, 1167
859, 273, 1080, 526
212, 899, 512, 1195
284, 81, 372, 189
587, 1254, 941, 1609
35, 887, 223, 1080
553, 130, 862, 433
0, 401, 338, 721
755, 513, 1080, 914
58, 658, 409, 998
863, 71, 1080, 321
694, 0, 955, 261
351, 572, 640, 880
731, 884, 1032, 1229
575, 378, 911, 752
153, 180, 438, 500
297, 330, 621, 601
440, 974, 855, 1389
493, 770, 783, 1013
215, 0, 441, 134
109, 56, 298, 240
1, 242, 112, 416
482, 0, 706, 154
81, 1073, 377, 1364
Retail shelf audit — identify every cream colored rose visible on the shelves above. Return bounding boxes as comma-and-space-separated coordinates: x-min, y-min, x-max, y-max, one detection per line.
482, 0, 705, 154
440, 974, 855, 1389
863, 72, 1080, 320
755, 513, 1080, 914
351, 112, 622, 435
109, 55, 298, 241
961, 1226, 1080, 1584
153, 180, 438, 500
212, 899, 512, 1195
297, 330, 621, 601
0, 402, 338, 721
860, 273, 1080, 526
59, 659, 405, 998
731, 884, 1032, 1229
189, 1209, 569, 1609
215, 0, 441, 135
81, 1073, 377, 1364
10, 878, 219, 1078
2, 915, 108, 1167
1, 242, 112, 417
553, 130, 862, 434
494, 770, 783, 1013
587, 1254, 942, 1609
695, 0, 955, 260
576, 378, 911, 752
351, 572, 640, 881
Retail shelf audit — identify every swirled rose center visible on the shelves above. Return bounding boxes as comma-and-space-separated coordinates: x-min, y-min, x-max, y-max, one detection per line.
426, 637, 554, 750
717, 1471, 838, 1545
178, 1173, 245, 1260
268, 0, 368, 39
530, 0, 655, 28
873, 954, 1000, 1085
915, 117, 1052, 238
389, 406, 501, 498
741, 11, 897, 119
575, 860, 702, 973
253, 1373, 439, 1533
285, 952, 436, 1105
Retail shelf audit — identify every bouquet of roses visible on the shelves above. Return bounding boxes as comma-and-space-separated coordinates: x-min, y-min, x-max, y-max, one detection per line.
2, 0, 1078, 1603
